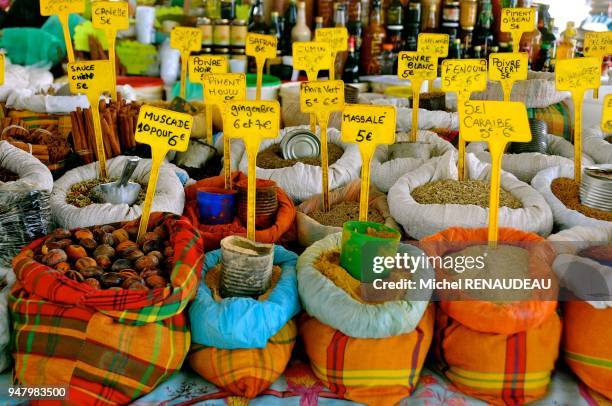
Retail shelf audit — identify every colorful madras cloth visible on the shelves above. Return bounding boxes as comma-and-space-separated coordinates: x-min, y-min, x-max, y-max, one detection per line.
528, 101, 572, 141
9, 213, 204, 405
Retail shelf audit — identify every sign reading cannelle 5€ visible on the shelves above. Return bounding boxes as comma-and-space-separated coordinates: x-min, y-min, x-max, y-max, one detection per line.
203, 73, 246, 105
398, 52, 437, 81
441, 59, 488, 96
40, 0, 84, 15
91, 1, 129, 30
189, 55, 228, 82
417, 33, 449, 57
135, 105, 193, 152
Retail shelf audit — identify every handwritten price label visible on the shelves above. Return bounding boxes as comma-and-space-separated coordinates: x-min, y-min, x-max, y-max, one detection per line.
341, 104, 396, 146
459, 100, 530, 142
489, 52, 527, 101
300, 80, 344, 113
441, 59, 488, 96
555, 57, 601, 92
602, 94, 612, 133
501, 8, 535, 52
67, 60, 113, 95
315, 27, 348, 53
135, 106, 192, 152
0, 54, 5, 85
398, 52, 437, 81
40, 0, 84, 15
189, 55, 228, 83
91, 1, 129, 31
293, 42, 332, 79
224, 100, 280, 137
584, 31, 612, 58
246, 33, 277, 60
204, 73, 246, 105
171, 27, 202, 53
417, 33, 449, 58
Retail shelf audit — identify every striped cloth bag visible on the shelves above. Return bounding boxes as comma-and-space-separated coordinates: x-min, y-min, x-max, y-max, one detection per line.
563, 301, 612, 400
9, 213, 204, 405
528, 102, 572, 141
188, 319, 297, 399
300, 305, 435, 406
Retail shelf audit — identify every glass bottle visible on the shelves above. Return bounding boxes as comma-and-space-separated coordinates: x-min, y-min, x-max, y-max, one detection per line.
248, 0, 268, 33
473, 0, 494, 58
291, 1, 312, 42
361, 0, 386, 74
379, 43, 397, 74
422, 2, 439, 33
343, 35, 361, 82
270, 11, 283, 55
283, 0, 298, 54
449, 37, 462, 58
403, 1, 421, 51
315, 16, 324, 29
348, 1, 363, 54
472, 45, 482, 58
334, 2, 347, 26
519, 5, 540, 68
220, 0, 235, 19
318, 0, 334, 27
535, 17, 556, 72
441, 1, 460, 41
556, 21, 577, 61
386, 0, 404, 51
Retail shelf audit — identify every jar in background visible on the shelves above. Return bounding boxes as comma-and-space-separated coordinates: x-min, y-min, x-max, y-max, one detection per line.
220, 0, 235, 19
216, 47, 230, 56
197, 17, 213, 46
231, 19, 247, 52
202, 47, 213, 54
441, 1, 460, 40
459, 0, 477, 30
213, 19, 231, 47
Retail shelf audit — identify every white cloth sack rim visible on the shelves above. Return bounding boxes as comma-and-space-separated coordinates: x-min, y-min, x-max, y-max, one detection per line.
0, 141, 53, 191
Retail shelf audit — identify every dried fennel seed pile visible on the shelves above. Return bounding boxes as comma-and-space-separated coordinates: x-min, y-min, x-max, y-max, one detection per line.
309, 201, 385, 227
257, 143, 344, 169
551, 177, 612, 221
66, 178, 146, 208
411, 180, 523, 209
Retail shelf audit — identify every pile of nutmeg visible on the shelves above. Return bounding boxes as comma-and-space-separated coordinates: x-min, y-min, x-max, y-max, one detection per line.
35, 223, 174, 290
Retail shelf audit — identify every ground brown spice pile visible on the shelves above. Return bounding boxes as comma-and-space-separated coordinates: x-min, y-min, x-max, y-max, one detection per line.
66, 178, 146, 208
411, 180, 523, 208
205, 263, 282, 300
309, 201, 385, 227
257, 142, 344, 169
551, 177, 612, 221
0, 167, 18, 182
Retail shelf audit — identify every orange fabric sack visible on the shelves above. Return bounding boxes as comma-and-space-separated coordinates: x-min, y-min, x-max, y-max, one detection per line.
563, 301, 612, 400
423, 227, 561, 405
188, 319, 297, 398
300, 305, 435, 406
184, 172, 296, 251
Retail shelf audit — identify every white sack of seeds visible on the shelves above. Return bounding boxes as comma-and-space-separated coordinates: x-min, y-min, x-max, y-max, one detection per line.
388, 152, 553, 239
51, 155, 185, 229
532, 165, 611, 230
467, 133, 595, 183
371, 130, 457, 192
583, 126, 612, 165
233, 126, 362, 202
0, 141, 53, 191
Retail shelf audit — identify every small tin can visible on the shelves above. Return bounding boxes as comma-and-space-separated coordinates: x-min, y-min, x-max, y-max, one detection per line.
281, 128, 321, 160
213, 18, 230, 47
197, 17, 213, 46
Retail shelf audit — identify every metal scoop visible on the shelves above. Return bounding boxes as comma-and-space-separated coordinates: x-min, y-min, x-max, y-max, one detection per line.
92, 157, 141, 205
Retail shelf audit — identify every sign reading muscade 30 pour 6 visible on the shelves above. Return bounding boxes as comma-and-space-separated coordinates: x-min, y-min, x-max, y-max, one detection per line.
223, 100, 280, 240
341, 104, 396, 221
300, 80, 344, 211
246, 33, 277, 100
556, 57, 601, 183
134, 106, 193, 241
68, 60, 114, 178
417, 33, 449, 92
397, 52, 437, 142
188, 54, 228, 145
488, 52, 528, 102
500, 8, 536, 54
602, 94, 612, 133
40, 0, 85, 63
170, 27, 202, 99
91, 1, 129, 101
204, 73, 247, 189
458, 100, 530, 246
315, 27, 348, 80
441, 59, 488, 181
583, 31, 612, 98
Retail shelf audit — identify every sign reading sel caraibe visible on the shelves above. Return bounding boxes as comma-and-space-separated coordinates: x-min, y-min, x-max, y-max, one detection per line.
602, 94, 612, 133
135, 106, 193, 241
342, 104, 396, 221
500, 8, 536, 53
488, 52, 528, 101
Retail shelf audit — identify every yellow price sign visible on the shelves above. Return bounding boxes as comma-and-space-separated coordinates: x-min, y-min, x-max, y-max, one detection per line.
315, 27, 348, 80
171, 27, 202, 99
292, 41, 332, 81
602, 94, 612, 133
341, 104, 396, 221
0, 54, 4, 85
488, 52, 528, 102
458, 100, 530, 246
205, 73, 247, 188
223, 100, 280, 240
134, 106, 193, 240
500, 8, 536, 54
417, 33, 449, 57
556, 57, 601, 182
300, 80, 345, 211
40, 0, 85, 62
441, 58, 488, 181
68, 60, 114, 179
92, 1, 129, 101
398, 51, 437, 142
246, 33, 277, 100
584, 31, 611, 98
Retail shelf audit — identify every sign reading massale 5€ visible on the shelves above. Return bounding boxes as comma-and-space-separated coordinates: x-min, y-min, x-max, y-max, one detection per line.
135, 105, 193, 152
91, 1, 129, 30
40, 0, 84, 15
341, 104, 396, 146
398, 52, 437, 81
459, 100, 530, 142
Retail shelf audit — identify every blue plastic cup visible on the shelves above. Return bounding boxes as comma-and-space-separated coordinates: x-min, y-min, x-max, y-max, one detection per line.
197, 187, 237, 225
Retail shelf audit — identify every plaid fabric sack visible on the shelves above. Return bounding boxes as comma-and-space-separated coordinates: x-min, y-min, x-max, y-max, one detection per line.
528, 102, 572, 141
188, 319, 297, 398
563, 301, 612, 400
300, 305, 435, 406
9, 213, 204, 405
